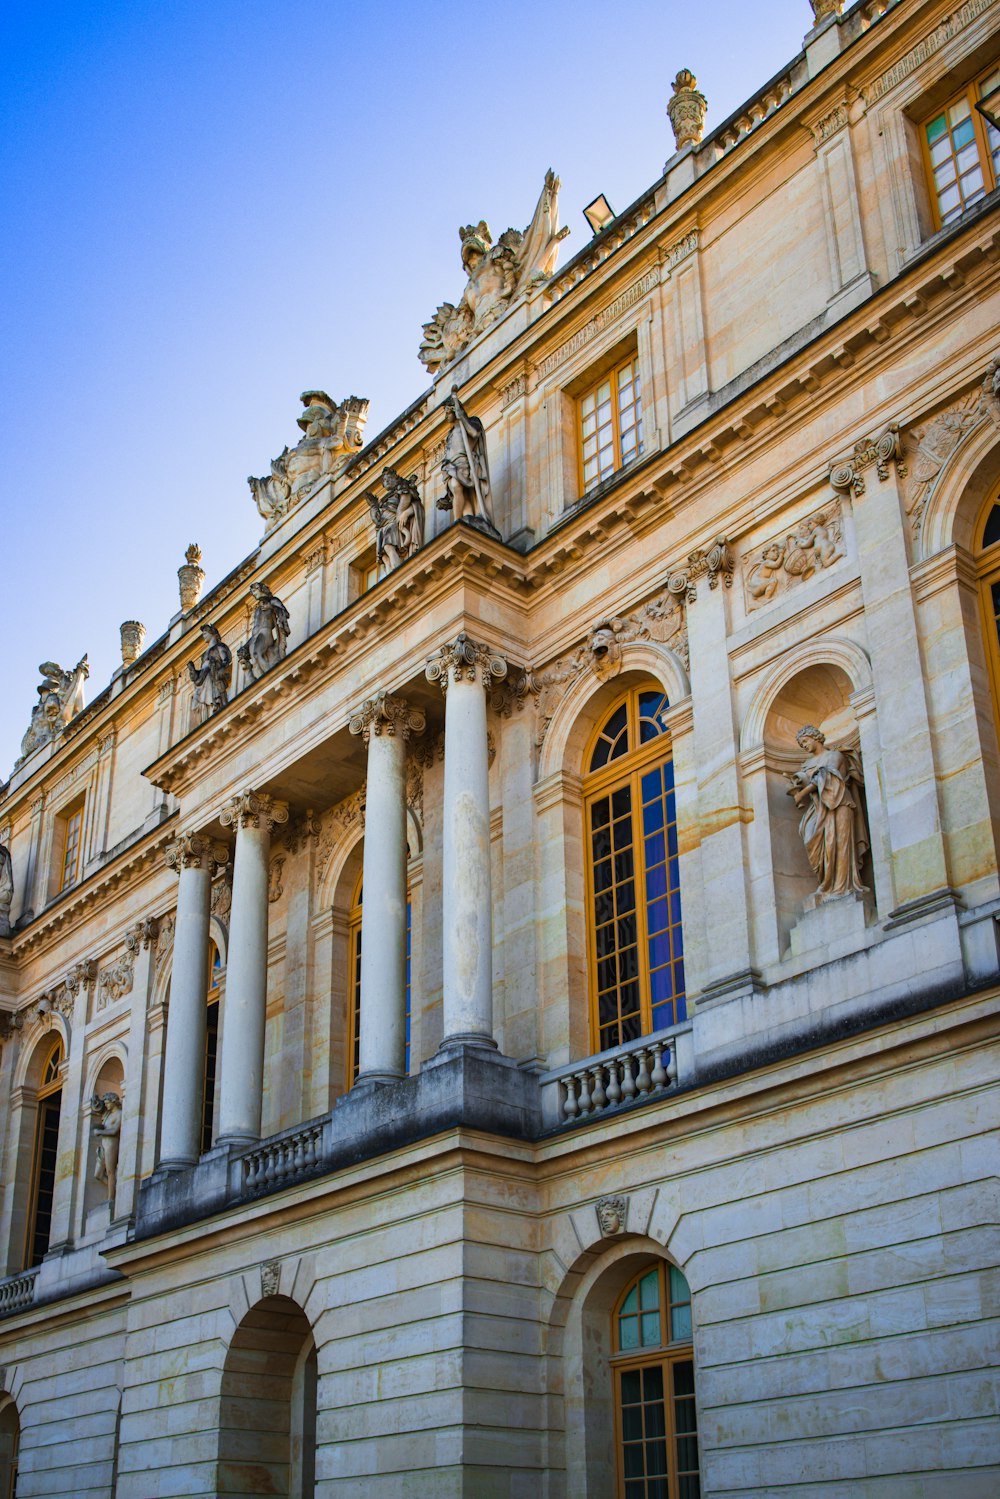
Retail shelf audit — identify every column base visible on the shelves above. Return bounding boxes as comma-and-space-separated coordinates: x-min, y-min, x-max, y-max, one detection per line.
353, 1068, 406, 1089
214, 1132, 259, 1148
436, 1033, 499, 1056
154, 1155, 199, 1174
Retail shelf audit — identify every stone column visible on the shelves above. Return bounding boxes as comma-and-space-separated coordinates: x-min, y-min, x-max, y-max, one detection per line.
158, 834, 227, 1169
348, 693, 425, 1083
216, 791, 288, 1144
115, 919, 159, 1217
426, 633, 507, 1049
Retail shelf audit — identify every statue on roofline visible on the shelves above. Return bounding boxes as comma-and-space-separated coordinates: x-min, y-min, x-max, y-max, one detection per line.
438, 391, 500, 540
419, 169, 569, 375
367, 468, 425, 577
249, 391, 370, 532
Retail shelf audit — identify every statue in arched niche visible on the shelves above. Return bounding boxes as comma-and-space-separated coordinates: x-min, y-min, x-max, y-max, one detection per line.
92, 1092, 123, 1204
786, 726, 869, 900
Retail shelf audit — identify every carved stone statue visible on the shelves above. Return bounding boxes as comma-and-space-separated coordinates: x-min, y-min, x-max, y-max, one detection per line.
438, 392, 500, 539
19, 657, 89, 761
786, 726, 869, 901
0, 841, 12, 937
367, 467, 425, 576
249, 392, 370, 531
92, 1092, 123, 1204
188, 624, 232, 724
237, 583, 291, 682
419, 170, 569, 374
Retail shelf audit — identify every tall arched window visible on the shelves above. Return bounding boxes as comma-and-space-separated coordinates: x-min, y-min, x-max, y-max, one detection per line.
584, 686, 685, 1053
26, 1035, 63, 1268
201, 942, 222, 1154
612, 1263, 699, 1498
977, 496, 1000, 746
347, 873, 412, 1087
0, 1397, 19, 1499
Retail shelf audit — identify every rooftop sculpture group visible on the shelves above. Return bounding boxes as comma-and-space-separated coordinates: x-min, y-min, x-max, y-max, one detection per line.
419, 170, 569, 375
249, 391, 370, 531
18, 657, 90, 764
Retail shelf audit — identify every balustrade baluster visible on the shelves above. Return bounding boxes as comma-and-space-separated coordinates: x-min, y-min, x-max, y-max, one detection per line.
635, 1049, 652, 1095
562, 1075, 578, 1120
606, 1059, 622, 1107
577, 1070, 592, 1115
591, 1066, 608, 1112
650, 1042, 667, 1091
621, 1054, 637, 1101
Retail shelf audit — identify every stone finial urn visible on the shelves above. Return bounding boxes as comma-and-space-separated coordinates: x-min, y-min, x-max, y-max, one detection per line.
119, 620, 146, 666
667, 69, 708, 151
810, 0, 843, 20
178, 544, 205, 613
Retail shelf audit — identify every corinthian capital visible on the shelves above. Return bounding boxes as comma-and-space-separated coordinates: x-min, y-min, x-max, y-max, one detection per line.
165, 832, 229, 874
425, 632, 508, 693
219, 790, 289, 834
349, 692, 426, 745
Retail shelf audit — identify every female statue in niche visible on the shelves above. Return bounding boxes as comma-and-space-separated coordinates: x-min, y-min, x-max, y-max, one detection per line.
188, 624, 232, 724
92, 1092, 123, 1205
786, 725, 869, 900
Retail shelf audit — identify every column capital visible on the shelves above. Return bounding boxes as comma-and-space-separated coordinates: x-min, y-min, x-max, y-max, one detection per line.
219, 790, 289, 834
165, 831, 229, 874
425, 632, 508, 693
349, 691, 426, 745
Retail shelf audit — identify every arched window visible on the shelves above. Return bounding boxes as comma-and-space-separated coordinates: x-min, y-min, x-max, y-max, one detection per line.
201, 943, 222, 1154
218, 1296, 316, 1497
612, 1263, 700, 1498
347, 874, 412, 1087
584, 686, 685, 1053
977, 497, 1000, 747
26, 1035, 63, 1268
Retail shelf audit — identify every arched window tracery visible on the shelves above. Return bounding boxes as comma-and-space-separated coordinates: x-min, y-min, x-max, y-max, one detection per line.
584, 687, 685, 1053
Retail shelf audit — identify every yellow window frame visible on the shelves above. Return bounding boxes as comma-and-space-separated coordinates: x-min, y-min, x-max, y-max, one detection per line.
577, 353, 643, 497
58, 801, 84, 893
582, 686, 683, 1054
920, 65, 1000, 232
25, 1036, 63, 1270
611, 1263, 699, 1499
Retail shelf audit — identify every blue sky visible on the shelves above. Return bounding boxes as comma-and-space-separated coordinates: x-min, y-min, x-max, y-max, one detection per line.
0, 0, 813, 777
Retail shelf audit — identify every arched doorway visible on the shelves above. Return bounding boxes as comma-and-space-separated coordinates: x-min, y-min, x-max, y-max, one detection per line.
218, 1296, 317, 1497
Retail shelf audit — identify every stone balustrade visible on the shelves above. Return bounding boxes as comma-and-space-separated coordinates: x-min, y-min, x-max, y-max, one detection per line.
545, 195, 657, 304
540, 1024, 690, 1129
238, 1120, 324, 1196
0, 1266, 39, 1318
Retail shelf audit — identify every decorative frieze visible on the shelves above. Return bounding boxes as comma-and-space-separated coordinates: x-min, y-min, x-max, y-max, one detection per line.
829, 423, 905, 498
861, 0, 994, 105
742, 502, 846, 610
808, 103, 849, 145
660, 228, 699, 270
219, 791, 289, 835
426, 634, 508, 694
535, 268, 659, 379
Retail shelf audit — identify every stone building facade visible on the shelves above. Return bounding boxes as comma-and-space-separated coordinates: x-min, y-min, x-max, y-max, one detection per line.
1, 0, 999, 1494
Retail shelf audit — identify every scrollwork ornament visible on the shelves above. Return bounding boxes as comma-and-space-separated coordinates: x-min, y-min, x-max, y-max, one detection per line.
425, 632, 508, 693
165, 832, 229, 874
219, 791, 289, 834
348, 692, 426, 745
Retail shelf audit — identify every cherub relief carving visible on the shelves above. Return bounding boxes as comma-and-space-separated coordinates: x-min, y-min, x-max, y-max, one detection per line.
744, 506, 845, 610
